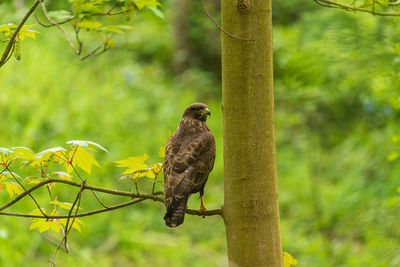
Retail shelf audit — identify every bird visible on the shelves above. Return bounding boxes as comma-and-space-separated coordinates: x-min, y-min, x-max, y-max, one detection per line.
163, 103, 216, 228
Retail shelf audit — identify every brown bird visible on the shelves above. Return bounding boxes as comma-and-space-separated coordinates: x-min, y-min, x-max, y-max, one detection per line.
163, 103, 216, 227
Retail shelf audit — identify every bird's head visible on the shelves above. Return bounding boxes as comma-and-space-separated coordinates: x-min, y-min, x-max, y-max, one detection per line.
183, 103, 211, 122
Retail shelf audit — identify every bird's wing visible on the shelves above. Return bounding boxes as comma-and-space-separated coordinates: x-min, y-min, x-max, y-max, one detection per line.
164, 132, 215, 200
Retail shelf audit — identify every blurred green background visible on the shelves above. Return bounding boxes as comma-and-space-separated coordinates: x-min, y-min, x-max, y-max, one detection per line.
1, 0, 400, 266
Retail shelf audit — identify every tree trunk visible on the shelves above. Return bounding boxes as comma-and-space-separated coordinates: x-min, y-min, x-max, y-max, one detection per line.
221, 0, 283, 266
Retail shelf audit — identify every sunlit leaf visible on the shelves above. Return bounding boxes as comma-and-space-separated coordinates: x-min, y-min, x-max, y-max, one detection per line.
51, 171, 72, 180
27, 147, 67, 167
47, 10, 75, 21
283, 251, 299, 267
76, 20, 103, 29
22, 176, 41, 185
0, 171, 21, 181
29, 209, 61, 233
4, 182, 24, 197
115, 154, 149, 174
50, 199, 81, 211
11, 147, 36, 160
67, 146, 101, 174
67, 140, 108, 153
59, 217, 84, 232
147, 6, 164, 19
134, 0, 161, 9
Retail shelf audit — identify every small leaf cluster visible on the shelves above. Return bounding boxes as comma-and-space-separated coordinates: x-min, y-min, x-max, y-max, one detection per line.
0, 140, 107, 233
0, 23, 39, 61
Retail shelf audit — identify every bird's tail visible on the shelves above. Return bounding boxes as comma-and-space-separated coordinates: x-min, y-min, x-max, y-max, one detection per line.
164, 197, 188, 228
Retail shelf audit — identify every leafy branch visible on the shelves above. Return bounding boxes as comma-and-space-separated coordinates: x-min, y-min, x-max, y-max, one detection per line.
0, 0, 164, 68
0, 141, 222, 266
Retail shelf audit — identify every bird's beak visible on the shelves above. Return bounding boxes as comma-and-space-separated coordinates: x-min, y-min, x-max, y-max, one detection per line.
204, 108, 211, 117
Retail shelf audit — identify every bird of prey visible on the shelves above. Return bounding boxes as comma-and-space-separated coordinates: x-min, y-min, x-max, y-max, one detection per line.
163, 103, 216, 228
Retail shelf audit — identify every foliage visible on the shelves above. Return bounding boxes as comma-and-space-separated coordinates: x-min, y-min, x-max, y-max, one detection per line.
1, 0, 400, 266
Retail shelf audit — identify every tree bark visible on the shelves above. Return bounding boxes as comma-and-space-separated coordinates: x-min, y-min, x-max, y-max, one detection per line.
221, 0, 283, 266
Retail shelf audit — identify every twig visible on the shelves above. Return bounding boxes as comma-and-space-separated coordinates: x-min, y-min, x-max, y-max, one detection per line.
0, 178, 222, 218
47, 185, 69, 252
39, 0, 79, 54
201, 0, 254, 42
314, 0, 400, 16
34, 14, 74, 28
5, 166, 48, 218
0, 178, 162, 212
0, 0, 41, 68
49, 181, 85, 266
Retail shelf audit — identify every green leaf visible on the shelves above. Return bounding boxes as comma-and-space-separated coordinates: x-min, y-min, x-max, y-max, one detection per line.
47, 10, 75, 21
67, 140, 108, 153
18, 25, 40, 41
51, 171, 72, 180
134, 0, 161, 9
59, 217, 84, 232
67, 146, 101, 174
76, 20, 103, 29
0, 171, 21, 181
29, 209, 61, 233
22, 176, 41, 185
147, 6, 164, 19
115, 154, 149, 174
4, 182, 24, 197
11, 147, 36, 160
99, 25, 133, 34
50, 199, 81, 211
28, 147, 67, 167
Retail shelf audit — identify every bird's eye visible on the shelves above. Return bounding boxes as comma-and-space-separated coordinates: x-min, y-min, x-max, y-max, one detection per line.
191, 107, 196, 111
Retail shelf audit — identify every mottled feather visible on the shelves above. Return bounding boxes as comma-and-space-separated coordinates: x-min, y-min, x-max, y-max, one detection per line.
163, 103, 216, 227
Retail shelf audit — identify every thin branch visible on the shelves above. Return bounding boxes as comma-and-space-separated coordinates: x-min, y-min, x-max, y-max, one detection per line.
34, 14, 74, 28
0, 0, 41, 68
5, 166, 48, 218
0, 178, 162, 212
0, 178, 222, 218
389, 0, 400, 5
0, 200, 222, 219
68, 158, 110, 209
49, 181, 85, 267
0, 198, 147, 219
47, 185, 69, 252
39, 0, 79, 54
201, 0, 255, 42
314, 0, 400, 16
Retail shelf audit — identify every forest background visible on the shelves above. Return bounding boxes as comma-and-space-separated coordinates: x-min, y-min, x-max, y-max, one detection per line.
1, 0, 400, 266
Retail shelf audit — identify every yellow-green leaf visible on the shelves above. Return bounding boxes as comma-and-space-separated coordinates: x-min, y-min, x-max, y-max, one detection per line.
283, 252, 299, 267
22, 176, 41, 185
29, 209, 61, 233
4, 182, 24, 197
67, 146, 101, 174
11, 147, 36, 160
67, 140, 108, 152
51, 171, 72, 180
76, 20, 103, 29
59, 218, 84, 232
50, 199, 81, 211
134, 0, 161, 9
115, 154, 149, 174
29, 147, 67, 167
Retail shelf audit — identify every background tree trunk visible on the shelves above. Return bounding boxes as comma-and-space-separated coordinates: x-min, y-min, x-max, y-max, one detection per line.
221, 0, 283, 266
